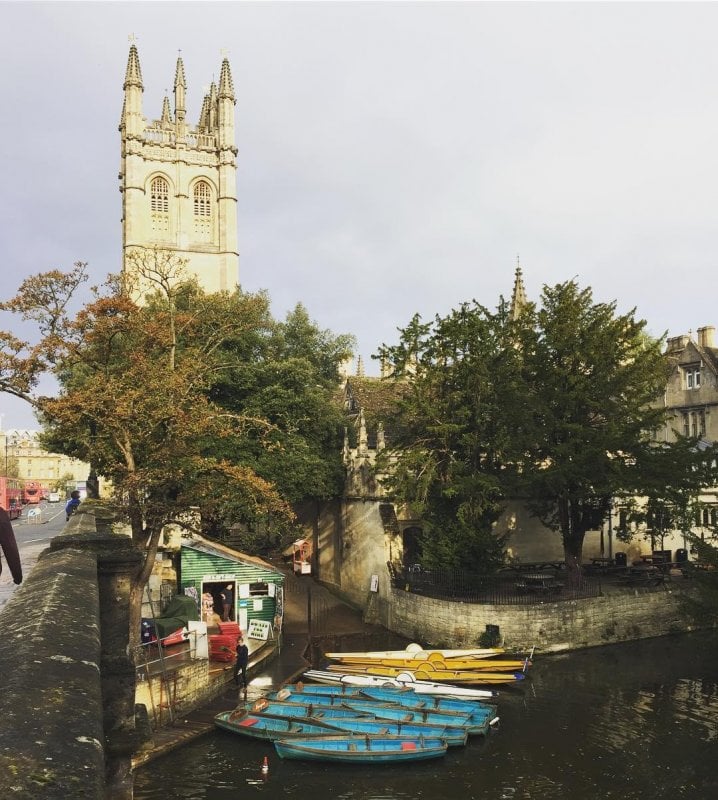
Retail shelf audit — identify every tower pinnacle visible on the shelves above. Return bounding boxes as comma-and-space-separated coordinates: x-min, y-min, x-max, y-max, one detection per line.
123, 44, 143, 90
509, 258, 528, 321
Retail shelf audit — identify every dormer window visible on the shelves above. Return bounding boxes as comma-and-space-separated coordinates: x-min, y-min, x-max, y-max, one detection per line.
684, 365, 701, 389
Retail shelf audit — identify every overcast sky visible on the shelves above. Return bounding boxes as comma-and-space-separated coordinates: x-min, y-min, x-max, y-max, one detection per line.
2, 1, 718, 429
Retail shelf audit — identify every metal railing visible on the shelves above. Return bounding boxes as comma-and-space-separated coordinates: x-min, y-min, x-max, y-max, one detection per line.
388, 563, 603, 604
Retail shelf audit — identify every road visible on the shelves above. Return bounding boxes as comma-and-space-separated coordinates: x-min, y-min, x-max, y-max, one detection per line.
0, 501, 68, 608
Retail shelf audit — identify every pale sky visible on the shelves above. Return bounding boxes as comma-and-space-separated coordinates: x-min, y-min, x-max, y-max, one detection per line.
2, 1, 718, 429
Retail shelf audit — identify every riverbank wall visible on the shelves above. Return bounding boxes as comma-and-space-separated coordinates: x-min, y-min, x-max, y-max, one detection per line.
380, 581, 701, 652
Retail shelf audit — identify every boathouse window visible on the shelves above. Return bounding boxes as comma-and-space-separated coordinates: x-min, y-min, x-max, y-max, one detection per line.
249, 581, 269, 596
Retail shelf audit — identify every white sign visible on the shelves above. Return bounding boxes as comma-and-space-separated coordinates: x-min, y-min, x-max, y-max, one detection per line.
370, 574, 379, 593
253, 598, 263, 612
204, 574, 234, 582
247, 619, 272, 641
238, 583, 250, 599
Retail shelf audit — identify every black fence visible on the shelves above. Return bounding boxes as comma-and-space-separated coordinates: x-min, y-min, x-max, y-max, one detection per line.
388, 563, 603, 605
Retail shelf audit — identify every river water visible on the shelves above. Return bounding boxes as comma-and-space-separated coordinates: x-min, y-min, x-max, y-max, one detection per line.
134, 631, 718, 799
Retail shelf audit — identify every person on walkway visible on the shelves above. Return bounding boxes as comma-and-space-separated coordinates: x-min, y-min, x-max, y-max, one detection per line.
65, 490, 81, 521
0, 507, 23, 585
220, 583, 234, 622
233, 636, 249, 688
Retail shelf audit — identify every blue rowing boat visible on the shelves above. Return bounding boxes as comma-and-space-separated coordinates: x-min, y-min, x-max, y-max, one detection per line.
214, 709, 343, 740
274, 734, 448, 764
308, 715, 468, 747
272, 685, 496, 716
259, 696, 491, 735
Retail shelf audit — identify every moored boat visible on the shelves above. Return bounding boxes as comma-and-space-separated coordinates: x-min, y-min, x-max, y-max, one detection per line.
257, 696, 493, 735
325, 663, 526, 685
268, 685, 496, 717
274, 734, 448, 764
325, 655, 530, 672
304, 715, 469, 747
214, 709, 343, 740
303, 668, 499, 699
323, 644, 505, 661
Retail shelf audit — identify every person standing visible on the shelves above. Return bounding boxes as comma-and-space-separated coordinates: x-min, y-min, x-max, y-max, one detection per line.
220, 583, 234, 622
233, 636, 249, 688
0, 507, 23, 585
65, 490, 81, 521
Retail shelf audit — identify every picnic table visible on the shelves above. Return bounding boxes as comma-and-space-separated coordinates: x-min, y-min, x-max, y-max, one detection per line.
582, 557, 627, 576
617, 564, 665, 587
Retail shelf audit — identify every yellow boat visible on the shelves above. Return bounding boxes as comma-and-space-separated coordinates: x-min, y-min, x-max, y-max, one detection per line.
323, 645, 505, 661
325, 663, 526, 685
326, 654, 529, 672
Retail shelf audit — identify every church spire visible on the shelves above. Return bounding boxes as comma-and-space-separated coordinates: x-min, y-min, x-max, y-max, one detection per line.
509, 257, 528, 321
218, 58, 235, 100
174, 55, 186, 123
121, 44, 144, 136
161, 95, 171, 124
123, 44, 143, 90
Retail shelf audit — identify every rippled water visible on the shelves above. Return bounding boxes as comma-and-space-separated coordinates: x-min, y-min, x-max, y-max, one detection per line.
134, 632, 718, 799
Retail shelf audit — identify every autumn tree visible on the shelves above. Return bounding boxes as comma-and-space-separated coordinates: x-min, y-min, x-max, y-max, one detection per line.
0, 258, 294, 649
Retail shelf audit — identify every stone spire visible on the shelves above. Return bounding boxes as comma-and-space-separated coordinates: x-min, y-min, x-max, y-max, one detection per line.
121, 44, 144, 137
160, 95, 171, 124
509, 257, 528, 321
123, 44, 143, 90
218, 58, 235, 100
174, 56, 186, 123
356, 355, 365, 378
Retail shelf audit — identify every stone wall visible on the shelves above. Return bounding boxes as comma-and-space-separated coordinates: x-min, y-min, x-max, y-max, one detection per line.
384, 584, 701, 652
0, 546, 106, 799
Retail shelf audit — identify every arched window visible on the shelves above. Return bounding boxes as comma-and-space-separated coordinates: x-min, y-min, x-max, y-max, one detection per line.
150, 177, 169, 213
193, 181, 211, 217
193, 180, 213, 241
149, 176, 171, 237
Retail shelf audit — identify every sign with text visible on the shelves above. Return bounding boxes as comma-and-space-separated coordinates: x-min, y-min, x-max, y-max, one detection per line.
247, 619, 272, 641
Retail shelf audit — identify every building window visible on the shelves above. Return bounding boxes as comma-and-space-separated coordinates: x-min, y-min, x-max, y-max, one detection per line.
684, 365, 701, 389
193, 181, 212, 241
150, 177, 169, 212
683, 409, 706, 438
150, 176, 170, 236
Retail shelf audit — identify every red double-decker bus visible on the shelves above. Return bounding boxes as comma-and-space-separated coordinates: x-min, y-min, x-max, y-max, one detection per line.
0, 477, 23, 519
23, 480, 42, 505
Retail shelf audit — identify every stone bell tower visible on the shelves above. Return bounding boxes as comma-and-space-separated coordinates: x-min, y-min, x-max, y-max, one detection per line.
119, 45, 239, 293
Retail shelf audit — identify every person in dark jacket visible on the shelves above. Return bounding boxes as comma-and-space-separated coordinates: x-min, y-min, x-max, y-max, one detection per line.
65, 490, 81, 521
0, 507, 23, 585
233, 636, 249, 688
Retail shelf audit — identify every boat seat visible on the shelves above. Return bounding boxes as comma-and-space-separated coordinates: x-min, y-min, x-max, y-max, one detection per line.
401, 741, 417, 751
238, 718, 258, 727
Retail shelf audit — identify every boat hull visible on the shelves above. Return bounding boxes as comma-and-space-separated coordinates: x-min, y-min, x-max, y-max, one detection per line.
274, 734, 448, 763
214, 710, 342, 741
303, 669, 499, 699
325, 663, 526, 685
269, 686, 496, 717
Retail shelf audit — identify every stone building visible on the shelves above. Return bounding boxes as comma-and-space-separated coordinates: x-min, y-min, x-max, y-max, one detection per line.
0, 428, 90, 489
119, 45, 239, 294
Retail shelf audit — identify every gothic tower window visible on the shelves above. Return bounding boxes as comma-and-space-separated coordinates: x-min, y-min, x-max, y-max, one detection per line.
150, 176, 170, 236
193, 180, 212, 241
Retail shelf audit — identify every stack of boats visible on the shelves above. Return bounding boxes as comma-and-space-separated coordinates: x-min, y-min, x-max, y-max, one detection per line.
214, 644, 532, 763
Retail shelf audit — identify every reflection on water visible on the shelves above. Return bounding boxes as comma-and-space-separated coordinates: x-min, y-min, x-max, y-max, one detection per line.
134, 632, 718, 800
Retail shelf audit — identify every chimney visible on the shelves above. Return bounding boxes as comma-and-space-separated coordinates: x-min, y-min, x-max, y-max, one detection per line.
666, 335, 689, 353
697, 326, 715, 349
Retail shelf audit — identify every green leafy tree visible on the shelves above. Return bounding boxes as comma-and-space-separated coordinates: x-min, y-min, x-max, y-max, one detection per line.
207, 303, 355, 546
510, 281, 676, 577
377, 302, 520, 571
